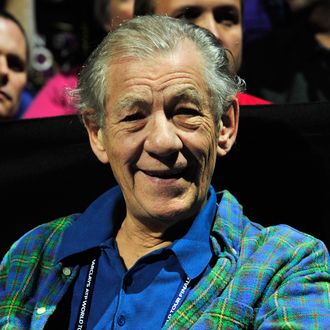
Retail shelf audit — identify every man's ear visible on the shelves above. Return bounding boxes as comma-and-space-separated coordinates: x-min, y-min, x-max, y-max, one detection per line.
83, 116, 109, 164
217, 97, 239, 157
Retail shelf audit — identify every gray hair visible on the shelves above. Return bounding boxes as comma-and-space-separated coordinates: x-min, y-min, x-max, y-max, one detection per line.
73, 15, 245, 127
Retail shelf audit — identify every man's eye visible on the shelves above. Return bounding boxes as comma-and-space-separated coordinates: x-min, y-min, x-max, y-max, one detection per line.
7, 55, 25, 72
175, 107, 201, 117
214, 7, 240, 26
122, 112, 145, 122
175, 7, 201, 20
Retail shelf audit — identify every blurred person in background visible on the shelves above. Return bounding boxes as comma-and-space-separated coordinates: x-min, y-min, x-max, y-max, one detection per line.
134, 0, 271, 106
241, 0, 330, 103
23, 0, 135, 119
0, 11, 32, 120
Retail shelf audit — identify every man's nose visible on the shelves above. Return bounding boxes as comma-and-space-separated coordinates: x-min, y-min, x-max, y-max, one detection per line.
197, 13, 221, 40
0, 57, 9, 87
144, 113, 183, 157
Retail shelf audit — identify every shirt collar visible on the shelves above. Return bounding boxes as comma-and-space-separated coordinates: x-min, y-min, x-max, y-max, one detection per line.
55, 185, 123, 262
56, 185, 217, 274
170, 186, 217, 280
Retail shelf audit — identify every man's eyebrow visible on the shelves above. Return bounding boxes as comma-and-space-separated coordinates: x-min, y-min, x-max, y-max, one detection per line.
113, 88, 204, 113
113, 95, 150, 113
171, 88, 205, 106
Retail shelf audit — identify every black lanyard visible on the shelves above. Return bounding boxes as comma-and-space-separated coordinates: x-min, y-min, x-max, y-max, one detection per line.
75, 258, 98, 330
74, 258, 191, 329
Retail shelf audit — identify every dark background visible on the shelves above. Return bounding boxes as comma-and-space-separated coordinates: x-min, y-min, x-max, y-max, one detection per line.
1, 102, 329, 259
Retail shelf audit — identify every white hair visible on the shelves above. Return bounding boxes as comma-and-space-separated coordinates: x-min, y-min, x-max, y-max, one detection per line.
73, 15, 245, 127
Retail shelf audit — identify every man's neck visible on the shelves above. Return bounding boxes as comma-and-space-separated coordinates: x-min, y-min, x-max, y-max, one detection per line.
115, 215, 192, 270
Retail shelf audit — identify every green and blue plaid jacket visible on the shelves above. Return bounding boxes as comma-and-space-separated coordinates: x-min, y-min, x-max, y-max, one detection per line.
1, 190, 330, 329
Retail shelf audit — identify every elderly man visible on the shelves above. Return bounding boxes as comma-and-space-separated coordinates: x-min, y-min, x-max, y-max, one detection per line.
134, 0, 271, 105
1, 15, 329, 329
0, 11, 31, 119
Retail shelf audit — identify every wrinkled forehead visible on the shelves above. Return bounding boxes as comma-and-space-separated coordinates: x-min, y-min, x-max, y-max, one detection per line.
105, 39, 209, 100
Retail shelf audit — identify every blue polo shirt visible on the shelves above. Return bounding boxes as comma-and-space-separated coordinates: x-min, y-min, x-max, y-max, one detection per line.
57, 185, 217, 330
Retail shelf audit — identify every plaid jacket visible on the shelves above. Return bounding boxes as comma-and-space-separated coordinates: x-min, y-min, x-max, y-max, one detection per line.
1, 190, 330, 329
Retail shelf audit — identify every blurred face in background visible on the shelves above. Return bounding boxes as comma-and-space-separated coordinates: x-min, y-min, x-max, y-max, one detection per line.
153, 0, 242, 72
0, 16, 28, 119
107, 0, 135, 31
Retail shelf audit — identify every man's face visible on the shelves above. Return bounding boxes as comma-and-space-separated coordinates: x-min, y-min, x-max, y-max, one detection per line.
0, 17, 28, 119
91, 41, 222, 226
154, 0, 242, 72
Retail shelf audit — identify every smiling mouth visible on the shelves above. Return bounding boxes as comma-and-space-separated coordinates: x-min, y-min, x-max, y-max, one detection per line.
142, 168, 187, 180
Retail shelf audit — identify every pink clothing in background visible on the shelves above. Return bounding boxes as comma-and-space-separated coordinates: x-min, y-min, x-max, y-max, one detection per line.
23, 72, 78, 119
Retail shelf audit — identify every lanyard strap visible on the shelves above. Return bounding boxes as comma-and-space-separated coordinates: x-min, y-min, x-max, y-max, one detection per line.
75, 258, 98, 330
163, 276, 191, 325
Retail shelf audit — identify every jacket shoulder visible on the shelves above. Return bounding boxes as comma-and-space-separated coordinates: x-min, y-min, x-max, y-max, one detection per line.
244, 222, 329, 259
1, 215, 77, 267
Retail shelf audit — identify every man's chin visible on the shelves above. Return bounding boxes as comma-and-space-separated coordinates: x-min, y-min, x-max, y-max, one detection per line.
140, 197, 201, 224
